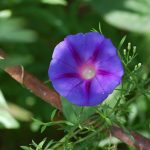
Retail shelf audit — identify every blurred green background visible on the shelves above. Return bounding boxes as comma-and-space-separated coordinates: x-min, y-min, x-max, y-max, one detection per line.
0, 0, 150, 149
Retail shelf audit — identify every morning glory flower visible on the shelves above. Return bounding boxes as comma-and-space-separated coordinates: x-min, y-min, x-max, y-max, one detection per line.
48, 32, 124, 106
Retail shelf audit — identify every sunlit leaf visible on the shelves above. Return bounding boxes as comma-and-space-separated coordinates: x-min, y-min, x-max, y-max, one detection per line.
104, 11, 150, 33
8, 102, 32, 121
124, 0, 150, 14
0, 90, 19, 129
98, 136, 121, 147
38, 138, 47, 148
0, 18, 37, 42
0, 9, 12, 18
90, 0, 150, 33
20, 146, 33, 150
50, 109, 57, 121
41, 0, 67, 5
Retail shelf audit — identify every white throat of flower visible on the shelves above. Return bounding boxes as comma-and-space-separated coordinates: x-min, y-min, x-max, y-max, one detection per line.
81, 66, 96, 80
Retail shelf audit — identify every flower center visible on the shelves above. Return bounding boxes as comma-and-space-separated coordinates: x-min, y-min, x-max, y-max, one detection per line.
81, 65, 96, 80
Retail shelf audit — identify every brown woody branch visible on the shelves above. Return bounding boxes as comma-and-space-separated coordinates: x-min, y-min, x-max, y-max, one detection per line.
0, 49, 61, 110
111, 126, 150, 150
0, 49, 150, 150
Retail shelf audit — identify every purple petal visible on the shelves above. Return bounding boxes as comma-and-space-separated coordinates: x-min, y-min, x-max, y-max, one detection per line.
65, 39, 82, 65
93, 39, 117, 63
87, 77, 109, 106
65, 32, 104, 63
96, 73, 122, 94
97, 56, 124, 77
66, 78, 108, 106
48, 59, 82, 96
97, 69, 112, 76
52, 73, 79, 80
85, 81, 91, 101
52, 41, 78, 68
66, 81, 89, 106
96, 56, 124, 94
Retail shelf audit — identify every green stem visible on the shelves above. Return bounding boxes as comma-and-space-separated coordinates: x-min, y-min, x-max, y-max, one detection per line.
74, 124, 105, 145
51, 128, 80, 149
